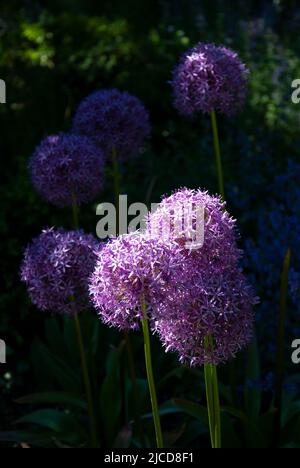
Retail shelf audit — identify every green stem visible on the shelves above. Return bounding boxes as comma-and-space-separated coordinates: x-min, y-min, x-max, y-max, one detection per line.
204, 336, 221, 449
274, 248, 291, 446
73, 313, 98, 448
141, 296, 164, 448
210, 110, 225, 200
70, 195, 97, 447
210, 112, 237, 405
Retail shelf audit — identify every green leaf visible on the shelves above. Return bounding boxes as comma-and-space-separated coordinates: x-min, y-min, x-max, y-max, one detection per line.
16, 392, 87, 410
13, 409, 87, 446
178, 420, 208, 446
127, 377, 148, 424
171, 399, 208, 425
14, 409, 83, 435
31, 339, 80, 392
163, 423, 187, 448
157, 367, 185, 388
222, 406, 247, 422
100, 342, 125, 445
282, 399, 300, 428
0, 430, 56, 448
142, 399, 191, 419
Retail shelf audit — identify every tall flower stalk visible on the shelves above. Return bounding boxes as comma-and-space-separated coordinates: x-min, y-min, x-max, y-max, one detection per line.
210, 111, 225, 199
89, 233, 179, 447
28, 122, 107, 448
141, 294, 164, 448
171, 43, 249, 199
72, 302, 98, 448
171, 45, 250, 407
21, 228, 100, 447
71, 199, 98, 448
204, 336, 221, 449
73, 91, 152, 442
110, 145, 145, 441
149, 189, 257, 449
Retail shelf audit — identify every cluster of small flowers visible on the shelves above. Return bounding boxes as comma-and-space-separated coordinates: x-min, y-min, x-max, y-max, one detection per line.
21, 228, 100, 315
30, 134, 105, 207
22, 43, 257, 368
171, 43, 249, 116
72, 89, 151, 162
90, 188, 258, 366
30, 89, 150, 207
22, 89, 150, 314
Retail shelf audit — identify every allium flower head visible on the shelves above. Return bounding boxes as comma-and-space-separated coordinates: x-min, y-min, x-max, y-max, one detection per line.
89, 232, 182, 330
72, 89, 151, 161
21, 228, 100, 314
147, 188, 241, 272
30, 134, 105, 207
171, 43, 249, 116
155, 268, 258, 366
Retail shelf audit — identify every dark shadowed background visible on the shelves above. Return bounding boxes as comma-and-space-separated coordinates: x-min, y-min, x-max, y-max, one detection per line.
1, 0, 300, 448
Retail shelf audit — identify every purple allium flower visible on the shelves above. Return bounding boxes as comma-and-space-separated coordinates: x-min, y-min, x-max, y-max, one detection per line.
147, 188, 241, 272
72, 89, 151, 161
171, 43, 249, 116
146, 188, 257, 365
30, 134, 105, 207
21, 228, 100, 314
155, 268, 258, 366
89, 232, 182, 331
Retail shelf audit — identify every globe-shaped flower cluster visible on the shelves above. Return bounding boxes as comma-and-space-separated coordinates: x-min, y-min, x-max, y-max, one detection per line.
89, 232, 183, 331
90, 188, 257, 365
154, 267, 257, 366
171, 43, 249, 116
23, 77, 256, 368
30, 134, 105, 207
147, 188, 241, 270
148, 188, 257, 365
72, 89, 151, 161
21, 228, 100, 315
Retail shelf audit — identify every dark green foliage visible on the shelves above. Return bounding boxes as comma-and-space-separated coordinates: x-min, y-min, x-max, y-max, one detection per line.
1, 0, 300, 448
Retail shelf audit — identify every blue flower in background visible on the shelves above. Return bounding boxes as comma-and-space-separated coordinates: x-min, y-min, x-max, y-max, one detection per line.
230, 159, 300, 362
246, 159, 300, 303
290, 269, 300, 303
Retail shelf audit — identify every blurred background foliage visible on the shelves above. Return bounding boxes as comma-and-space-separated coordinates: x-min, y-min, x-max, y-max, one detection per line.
1, 0, 300, 447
